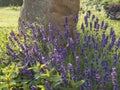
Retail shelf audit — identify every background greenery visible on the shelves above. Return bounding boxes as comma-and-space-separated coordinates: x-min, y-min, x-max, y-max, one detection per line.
0, 0, 23, 6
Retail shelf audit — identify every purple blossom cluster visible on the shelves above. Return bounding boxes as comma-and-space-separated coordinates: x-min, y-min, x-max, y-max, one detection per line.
6, 11, 120, 90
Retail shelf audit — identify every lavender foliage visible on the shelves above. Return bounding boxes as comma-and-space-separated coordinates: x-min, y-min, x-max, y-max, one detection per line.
5, 11, 120, 90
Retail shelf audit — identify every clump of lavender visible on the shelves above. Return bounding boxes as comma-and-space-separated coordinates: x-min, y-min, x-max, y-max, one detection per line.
111, 67, 118, 90
6, 11, 120, 90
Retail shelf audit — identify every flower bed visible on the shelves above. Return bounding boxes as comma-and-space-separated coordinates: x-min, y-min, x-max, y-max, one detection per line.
0, 11, 120, 90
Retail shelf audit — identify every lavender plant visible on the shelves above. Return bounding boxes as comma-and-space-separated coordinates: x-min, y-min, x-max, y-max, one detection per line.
3, 11, 120, 90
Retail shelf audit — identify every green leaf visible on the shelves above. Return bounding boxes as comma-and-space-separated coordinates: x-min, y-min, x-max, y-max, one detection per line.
29, 66, 39, 73
52, 81, 62, 88
10, 80, 16, 85
40, 64, 46, 68
50, 75, 62, 88
40, 74, 49, 79
36, 62, 40, 67
75, 80, 85, 88
34, 73, 41, 80
0, 82, 7, 89
21, 79, 31, 84
69, 79, 76, 87
37, 85, 45, 90
0, 76, 5, 80
60, 87, 76, 90
22, 84, 29, 90
49, 75, 62, 82
44, 70, 50, 77
68, 79, 85, 88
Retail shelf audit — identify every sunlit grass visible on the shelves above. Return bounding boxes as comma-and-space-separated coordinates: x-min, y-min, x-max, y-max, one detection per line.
0, 7, 19, 28
0, 6, 20, 60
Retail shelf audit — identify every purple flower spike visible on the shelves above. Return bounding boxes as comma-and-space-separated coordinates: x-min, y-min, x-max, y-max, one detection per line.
20, 30, 26, 40
87, 36, 91, 42
81, 23, 85, 33
80, 85, 84, 90
101, 21, 104, 29
101, 33, 108, 47
111, 33, 116, 44
110, 28, 114, 37
68, 63, 73, 70
114, 54, 118, 66
30, 85, 37, 90
94, 43, 98, 50
54, 38, 58, 47
108, 42, 114, 51
83, 41, 88, 47
91, 36, 95, 44
85, 80, 92, 90
86, 10, 91, 18
101, 60, 108, 70
13, 36, 18, 41
10, 30, 15, 36
60, 65, 68, 85
104, 71, 111, 84
19, 66, 34, 78
76, 56, 80, 64
80, 48, 84, 55
111, 67, 118, 87
92, 15, 95, 21
94, 21, 97, 29
84, 56, 88, 63
103, 23, 108, 30
68, 63, 76, 81
29, 23, 34, 28
75, 32, 80, 44
95, 73, 100, 82
20, 44, 25, 51
84, 16, 88, 27
90, 22, 92, 30
85, 68, 91, 79
113, 85, 119, 90
96, 24, 100, 29
6, 43, 14, 53
45, 81, 52, 90
95, 17, 99, 24
74, 13, 79, 23
68, 38, 76, 51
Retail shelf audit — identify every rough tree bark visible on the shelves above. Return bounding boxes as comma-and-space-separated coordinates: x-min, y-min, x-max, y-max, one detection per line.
19, 0, 80, 37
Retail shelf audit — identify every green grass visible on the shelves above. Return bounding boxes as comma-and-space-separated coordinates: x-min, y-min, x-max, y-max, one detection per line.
0, 6, 20, 60
0, 7, 19, 28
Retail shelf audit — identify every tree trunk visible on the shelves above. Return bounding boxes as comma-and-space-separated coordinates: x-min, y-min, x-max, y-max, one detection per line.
19, 0, 80, 37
